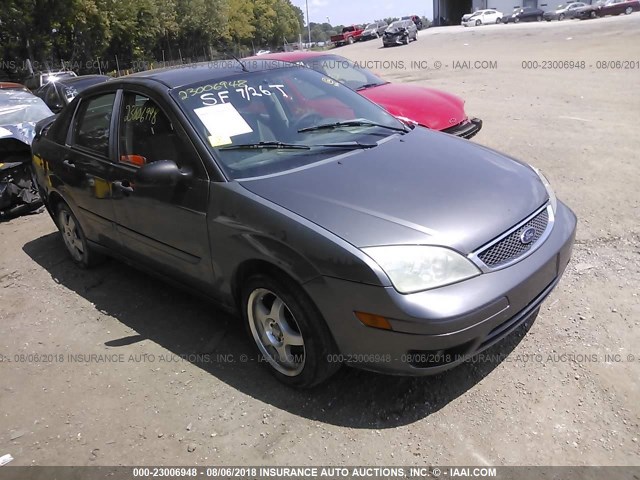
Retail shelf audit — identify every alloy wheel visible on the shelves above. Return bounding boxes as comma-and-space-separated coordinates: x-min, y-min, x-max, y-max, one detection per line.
59, 209, 84, 262
247, 288, 305, 376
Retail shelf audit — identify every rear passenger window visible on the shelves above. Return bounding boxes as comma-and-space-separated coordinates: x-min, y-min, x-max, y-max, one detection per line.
73, 93, 116, 157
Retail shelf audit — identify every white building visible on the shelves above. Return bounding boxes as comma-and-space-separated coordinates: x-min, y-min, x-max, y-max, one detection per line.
432, 0, 589, 24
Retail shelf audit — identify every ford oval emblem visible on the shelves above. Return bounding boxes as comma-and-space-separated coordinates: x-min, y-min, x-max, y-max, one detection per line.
520, 227, 536, 244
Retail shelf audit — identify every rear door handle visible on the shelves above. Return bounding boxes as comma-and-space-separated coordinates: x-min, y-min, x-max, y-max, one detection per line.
113, 180, 134, 194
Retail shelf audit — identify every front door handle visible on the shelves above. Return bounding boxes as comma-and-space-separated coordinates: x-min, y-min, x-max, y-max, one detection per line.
62, 158, 75, 168
113, 180, 134, 194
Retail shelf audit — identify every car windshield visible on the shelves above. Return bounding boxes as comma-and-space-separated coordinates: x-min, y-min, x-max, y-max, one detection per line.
365, 23, 376, 29
0, 90, 53, 126
172, 65, 406, 180
389, 21, 406, 28
300, 55, 387, 91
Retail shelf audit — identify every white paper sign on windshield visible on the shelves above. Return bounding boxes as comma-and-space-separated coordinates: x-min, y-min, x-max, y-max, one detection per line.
194, 103, 253, 143
0, 127, 12, 138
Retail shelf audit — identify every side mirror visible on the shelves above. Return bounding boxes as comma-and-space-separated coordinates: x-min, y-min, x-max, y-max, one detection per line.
136, 160, 192, 187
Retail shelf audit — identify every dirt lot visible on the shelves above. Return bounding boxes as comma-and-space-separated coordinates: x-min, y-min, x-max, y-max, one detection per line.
1, 15, 639, 467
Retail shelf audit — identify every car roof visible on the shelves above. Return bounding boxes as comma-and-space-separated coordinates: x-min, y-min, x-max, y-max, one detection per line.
0, 82, 28, 91
56, 75, 111, 86
122, 60, 291, 89
244, 51, 329, 63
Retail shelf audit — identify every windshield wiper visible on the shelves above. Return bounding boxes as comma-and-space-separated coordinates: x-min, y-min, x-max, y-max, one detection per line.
312, 142, 377, 149
356, 82, 390, 91
219, 141, 311, 151
298, 120, 408, 134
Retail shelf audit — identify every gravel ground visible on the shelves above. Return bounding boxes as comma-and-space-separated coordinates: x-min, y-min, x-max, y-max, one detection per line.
1, 14, 639, 467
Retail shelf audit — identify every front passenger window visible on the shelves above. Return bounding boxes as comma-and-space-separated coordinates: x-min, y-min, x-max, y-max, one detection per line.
119, 93, 189, 168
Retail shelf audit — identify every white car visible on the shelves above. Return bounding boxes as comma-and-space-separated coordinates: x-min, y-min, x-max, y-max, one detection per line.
462, 9, 504, 26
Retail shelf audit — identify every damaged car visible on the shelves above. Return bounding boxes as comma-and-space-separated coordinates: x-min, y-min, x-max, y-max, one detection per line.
0, 89, 53, 218
382, 20, 418, 46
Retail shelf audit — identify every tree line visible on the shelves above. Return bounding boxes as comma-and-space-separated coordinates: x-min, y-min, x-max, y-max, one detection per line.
0, 0, 305, 78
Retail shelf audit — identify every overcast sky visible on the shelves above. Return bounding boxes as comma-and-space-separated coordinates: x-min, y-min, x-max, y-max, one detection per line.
290, 0, 434, 27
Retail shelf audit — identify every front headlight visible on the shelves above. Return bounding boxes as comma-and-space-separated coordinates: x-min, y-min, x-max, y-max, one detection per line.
362, 246, 481, 294
530, 165, 557, 213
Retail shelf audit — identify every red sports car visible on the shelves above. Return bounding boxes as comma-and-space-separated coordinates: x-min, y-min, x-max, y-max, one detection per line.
246, 52, 482, 138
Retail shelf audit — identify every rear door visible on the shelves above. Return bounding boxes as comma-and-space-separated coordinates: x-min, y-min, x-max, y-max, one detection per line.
109, 88, 214, 289
63, 91, 120, 247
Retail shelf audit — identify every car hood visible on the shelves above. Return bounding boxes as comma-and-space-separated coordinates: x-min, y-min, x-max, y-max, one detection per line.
240, 128, 548, 253
0, 122, 37, 146
359, 82, 467, 131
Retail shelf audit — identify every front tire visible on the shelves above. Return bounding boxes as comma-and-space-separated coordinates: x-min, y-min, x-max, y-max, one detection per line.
476, 19, 482, 26
537, 15, 542, 21
56, 202, 103, 268
590, 10, 597, 18
496, 17, 502, 23
625, 6, 632, 13
558, 13, 565, 20
241, 273, 340, 388
515, 16, 520, 22
347, 36, 354, 45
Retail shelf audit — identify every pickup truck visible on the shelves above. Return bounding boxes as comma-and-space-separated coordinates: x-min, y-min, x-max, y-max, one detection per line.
330, 26, 364, 46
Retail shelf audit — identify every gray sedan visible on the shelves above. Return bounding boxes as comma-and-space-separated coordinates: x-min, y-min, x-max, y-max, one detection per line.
32, 61, 576, 388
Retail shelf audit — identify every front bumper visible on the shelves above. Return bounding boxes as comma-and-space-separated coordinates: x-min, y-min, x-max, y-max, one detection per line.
383, 35, 407, 46
304, 201, 577, 375
442, 117, 483, 139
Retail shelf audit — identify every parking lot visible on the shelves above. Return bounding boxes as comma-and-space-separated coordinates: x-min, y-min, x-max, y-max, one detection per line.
1, 14, 639, 466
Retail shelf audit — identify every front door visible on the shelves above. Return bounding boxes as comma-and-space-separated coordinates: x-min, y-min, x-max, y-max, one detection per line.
110, 89, 214, 290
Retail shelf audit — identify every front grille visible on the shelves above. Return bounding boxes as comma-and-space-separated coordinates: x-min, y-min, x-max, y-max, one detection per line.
478, 208, 549, 268
442, 118, 482, 139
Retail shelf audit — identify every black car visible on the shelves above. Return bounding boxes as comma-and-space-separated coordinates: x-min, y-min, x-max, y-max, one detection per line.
543, 2, 587, 20
31, 61, 576, 388
504, 6, 545, 22
575, 0, 640, 18
35, 75, 111, 113
383, 20, 419, 47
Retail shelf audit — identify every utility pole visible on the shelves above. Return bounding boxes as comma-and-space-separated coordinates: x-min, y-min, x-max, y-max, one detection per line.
306, 0, 312, 45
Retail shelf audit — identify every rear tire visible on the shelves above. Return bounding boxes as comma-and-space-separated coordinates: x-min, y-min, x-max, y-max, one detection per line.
590, 10, 597, 18
347, 36, 354, 45
56, 202, 104, 268
625, 6, 632, 13
515, 16, 520, 22
496, 17, 502, 23
241, 273, 340, 388
537, 15, 542, 21
558, 13, 565, 20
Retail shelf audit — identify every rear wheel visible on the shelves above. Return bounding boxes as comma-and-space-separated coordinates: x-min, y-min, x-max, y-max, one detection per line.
56, 202, 103, 268
625, 6, 633, 13
558, 13, 565, 20
537, 15, 542, 21
347, 36, 354, 45
515, 16, 520, 22
590, 10, 597, 17
241, 273, 340, 388
496, 17, 502, 23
